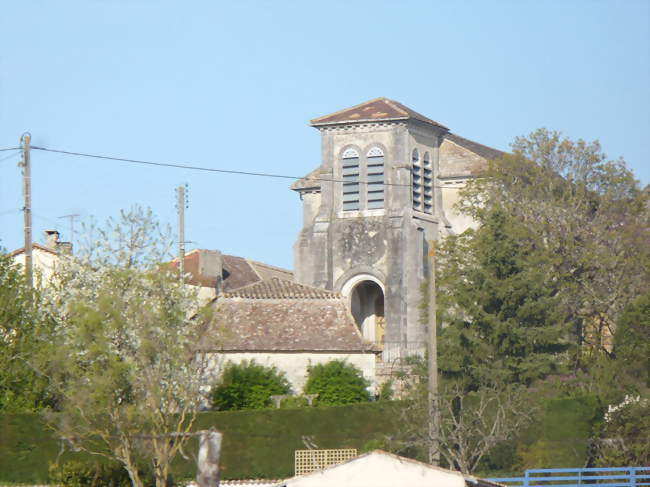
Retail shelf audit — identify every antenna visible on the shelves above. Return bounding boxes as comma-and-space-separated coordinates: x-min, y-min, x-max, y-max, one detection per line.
58, 213, 80, 247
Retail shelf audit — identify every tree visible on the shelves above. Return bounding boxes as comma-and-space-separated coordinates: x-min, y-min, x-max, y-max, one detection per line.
438, 209, 571, 390
595, 395, 650, 466
612, 290, 650, 387
456, 129, 649, 356
303, 360, 370, 406
438, 129, 649, 390
39, 206, 216, 487
0, 251, 52, 412
393, 358, 534, 474
210, 360, 291, 410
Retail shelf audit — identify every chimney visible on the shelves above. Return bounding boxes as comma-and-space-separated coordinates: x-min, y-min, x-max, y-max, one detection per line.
199, 250, 223, 292
44, 230, 73, 254
44, 230, 60, 249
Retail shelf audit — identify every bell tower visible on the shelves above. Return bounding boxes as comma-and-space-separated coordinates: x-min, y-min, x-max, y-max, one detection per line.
292, 98, 449, 361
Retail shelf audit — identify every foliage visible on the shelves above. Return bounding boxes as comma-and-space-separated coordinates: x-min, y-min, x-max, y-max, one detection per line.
0, 403, 401, 483
377, 380, 394, 401
0, 252, 53, 412
438, 209, 571, 389
304, 360, 370, 406
394, 360, 534, 474
279, 395, 310, 408
437, 129, 649, 392
39, 206, 215, 487
48, 460, 136, 487
210, 360, 291, 410
594, 395, 650, 466
613, 291, 650, 387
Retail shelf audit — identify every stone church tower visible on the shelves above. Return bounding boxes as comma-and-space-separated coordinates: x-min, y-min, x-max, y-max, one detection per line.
292, 98, 503, 361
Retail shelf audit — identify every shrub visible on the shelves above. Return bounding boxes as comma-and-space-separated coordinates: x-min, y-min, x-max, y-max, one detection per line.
304, 360, 370, 406
210, 360, 291, 410
279, 395, 310, 409
48, 461, 135, 487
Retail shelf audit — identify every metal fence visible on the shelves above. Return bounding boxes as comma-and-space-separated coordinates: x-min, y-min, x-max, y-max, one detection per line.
486, 467, 649, 487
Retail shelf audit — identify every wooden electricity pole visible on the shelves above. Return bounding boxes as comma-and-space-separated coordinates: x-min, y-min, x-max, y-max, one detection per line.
177, 184, 187, 282
427, 239, 440, 465
21, 133, 33, 288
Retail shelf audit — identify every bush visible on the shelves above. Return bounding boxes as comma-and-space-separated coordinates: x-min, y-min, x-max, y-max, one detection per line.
279, 395, 310, 408
304, 360, 370, 406
210, 360, 291, 410
48, 460, 164, 487
48, 461, 132, 487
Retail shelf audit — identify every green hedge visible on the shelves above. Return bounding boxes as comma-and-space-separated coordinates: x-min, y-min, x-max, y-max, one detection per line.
0, 397, 603, 483
0, 402, 399, 483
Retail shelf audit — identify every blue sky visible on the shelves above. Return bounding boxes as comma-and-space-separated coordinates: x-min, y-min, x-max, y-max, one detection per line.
1, 0, 648, 269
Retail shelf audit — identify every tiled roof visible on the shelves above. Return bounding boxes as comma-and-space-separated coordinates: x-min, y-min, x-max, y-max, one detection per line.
201, 298, 375, 352
248, 260, 294, 283
310, 97, 448, 130
223, 277, 338, 299
221, 254, 265, 291
290, 166, 325, 192
445, 133, 505, 161
7, 242, 58, 258
172, 250, 294, 291
201, 280, 376, 353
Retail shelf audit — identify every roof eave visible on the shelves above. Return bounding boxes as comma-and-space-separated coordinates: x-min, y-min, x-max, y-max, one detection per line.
310, 116, 410, 127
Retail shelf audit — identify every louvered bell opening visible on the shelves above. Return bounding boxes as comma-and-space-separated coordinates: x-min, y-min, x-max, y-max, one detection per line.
424, 193, 433, 214
342, 155, 360, 212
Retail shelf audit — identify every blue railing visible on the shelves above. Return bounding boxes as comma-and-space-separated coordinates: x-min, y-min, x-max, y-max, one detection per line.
486, 467, 649, 487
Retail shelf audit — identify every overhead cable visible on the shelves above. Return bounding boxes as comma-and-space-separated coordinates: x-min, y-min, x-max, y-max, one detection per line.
31, 145, 463, 190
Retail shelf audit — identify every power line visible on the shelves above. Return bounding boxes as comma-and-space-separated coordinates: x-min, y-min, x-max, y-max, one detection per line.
0, 151, 21, 163
0, 147, 21, 152
31, 145, 463, 190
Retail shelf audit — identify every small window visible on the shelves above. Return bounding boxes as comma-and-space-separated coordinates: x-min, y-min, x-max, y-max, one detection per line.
342, 148, 360, 211
367, 147, 385, 210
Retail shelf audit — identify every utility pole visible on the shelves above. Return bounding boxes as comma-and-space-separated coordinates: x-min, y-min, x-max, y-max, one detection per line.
427, 239, 439, 465
21, 133, 33, 288
176, 184, 188, 282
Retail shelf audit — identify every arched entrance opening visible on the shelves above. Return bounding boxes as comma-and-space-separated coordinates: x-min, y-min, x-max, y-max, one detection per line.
349, 280, 385, 348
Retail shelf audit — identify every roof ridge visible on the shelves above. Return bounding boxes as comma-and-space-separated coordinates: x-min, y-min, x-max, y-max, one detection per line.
310, 97, 387, 124
8, 242, 58, 257
382, 98, 410, 117
444, 133, 506, 162
221, 277, 339, 299
248, 259, 293, 275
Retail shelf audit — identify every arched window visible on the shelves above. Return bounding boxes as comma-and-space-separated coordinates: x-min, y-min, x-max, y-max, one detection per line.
366, 147, 384, 209
342, 148, 360, 211
423, 152, 433, 214
412, 149, 421, 211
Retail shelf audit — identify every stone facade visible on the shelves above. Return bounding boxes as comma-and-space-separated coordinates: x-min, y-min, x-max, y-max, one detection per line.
292, 98, 504, 362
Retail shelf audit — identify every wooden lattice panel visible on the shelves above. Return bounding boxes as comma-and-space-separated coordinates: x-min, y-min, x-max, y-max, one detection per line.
294, 448, 357, 476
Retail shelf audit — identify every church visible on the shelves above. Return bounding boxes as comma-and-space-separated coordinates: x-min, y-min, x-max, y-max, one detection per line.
291, 97, 503, 362
11, 98, 504, 392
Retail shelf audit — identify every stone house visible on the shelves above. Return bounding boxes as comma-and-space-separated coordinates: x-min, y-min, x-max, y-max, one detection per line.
8, 230, 71, 285
178, 249, 379, 394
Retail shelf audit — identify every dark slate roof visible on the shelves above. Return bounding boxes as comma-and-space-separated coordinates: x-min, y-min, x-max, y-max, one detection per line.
445, 133, 505, 161
311, 97, 448, 130
222, 277, 339, 299
201, 291, 375, 353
